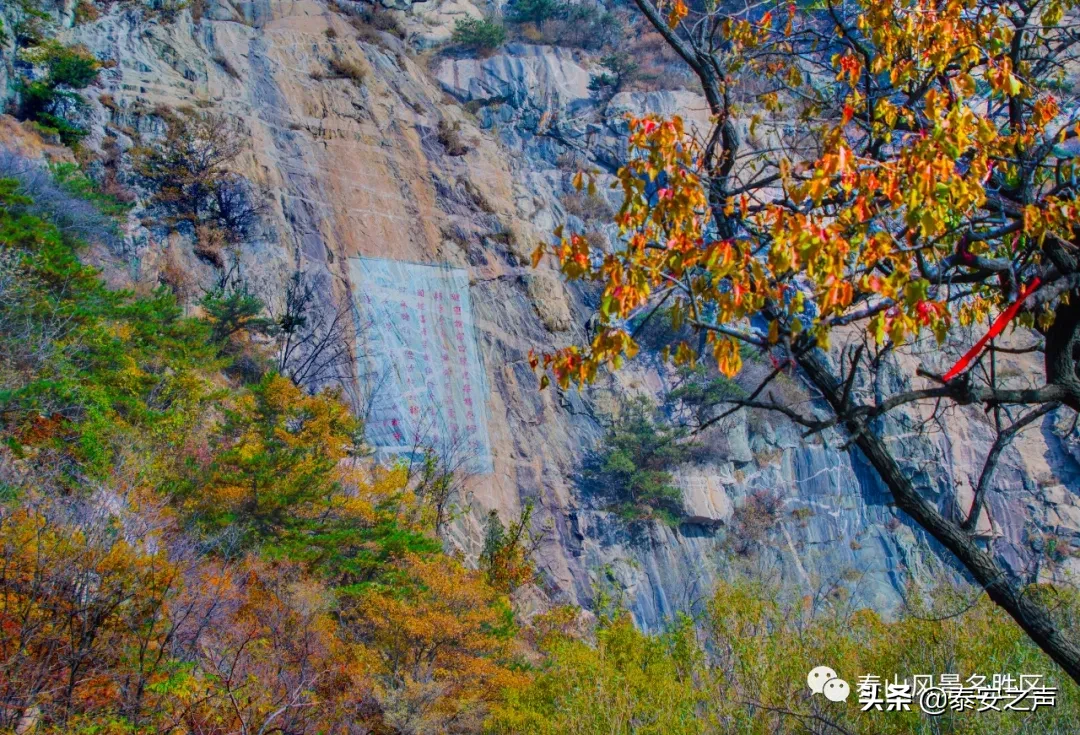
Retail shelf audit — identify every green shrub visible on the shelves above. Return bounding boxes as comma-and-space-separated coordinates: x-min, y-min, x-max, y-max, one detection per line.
49, 162, 134, 218
15, 42, 100, 146
0, 178, 218, 479
452, 16, 507, 52
588, 71, 617, 93
488, 611, 705, 734
43, 45, 100, 89
201, 283, 274, 346
506, 0, 564, 24
489, 580, 1080, 735
589, 52, 639, 93
585, 396, 693, 524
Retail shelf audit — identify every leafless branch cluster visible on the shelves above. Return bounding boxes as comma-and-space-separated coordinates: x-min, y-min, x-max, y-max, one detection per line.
269, 270, 355, 392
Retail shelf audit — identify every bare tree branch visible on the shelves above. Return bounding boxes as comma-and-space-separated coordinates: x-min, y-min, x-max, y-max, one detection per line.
961, 401, 1061, 532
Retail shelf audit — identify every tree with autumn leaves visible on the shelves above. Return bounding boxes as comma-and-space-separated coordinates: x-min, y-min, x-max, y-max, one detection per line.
532, 0, 1080, 683
0, 170, 528, 733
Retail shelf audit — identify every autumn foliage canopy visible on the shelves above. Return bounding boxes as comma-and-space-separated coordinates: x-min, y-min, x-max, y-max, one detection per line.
534, 0, 1080, 388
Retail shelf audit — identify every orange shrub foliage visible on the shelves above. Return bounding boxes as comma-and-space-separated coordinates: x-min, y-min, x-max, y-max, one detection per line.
0, 508, 179, 732
345, 554, 529, 733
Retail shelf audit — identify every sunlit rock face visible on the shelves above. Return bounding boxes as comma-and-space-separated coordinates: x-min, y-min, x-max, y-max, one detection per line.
3, 0, 1078, 631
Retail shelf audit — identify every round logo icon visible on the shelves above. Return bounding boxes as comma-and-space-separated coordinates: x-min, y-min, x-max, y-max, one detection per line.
807, 665, 838, 694
823, 678, 851, 703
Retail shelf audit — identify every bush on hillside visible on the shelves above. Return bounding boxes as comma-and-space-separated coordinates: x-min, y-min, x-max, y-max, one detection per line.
488, 579, 1080, 734
131, 107, 264, 248
506, 0, 563, 24
0, 150, 126, 252
14, 42, 101, 145
452, 16, 507, 53
522, 3, 622, 50
584, 396, 693, 525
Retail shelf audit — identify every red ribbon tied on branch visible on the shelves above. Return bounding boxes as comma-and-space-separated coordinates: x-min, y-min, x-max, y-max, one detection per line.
942, 277, 1042, 383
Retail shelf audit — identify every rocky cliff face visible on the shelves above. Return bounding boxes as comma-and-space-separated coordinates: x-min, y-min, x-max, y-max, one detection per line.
3, 0, 1080, 631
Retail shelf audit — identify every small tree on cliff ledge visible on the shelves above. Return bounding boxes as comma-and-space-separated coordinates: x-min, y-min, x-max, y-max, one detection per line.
530, 0, 1080, 681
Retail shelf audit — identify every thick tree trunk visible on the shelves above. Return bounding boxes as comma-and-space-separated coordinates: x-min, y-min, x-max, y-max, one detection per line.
1044, 295, 1080, 414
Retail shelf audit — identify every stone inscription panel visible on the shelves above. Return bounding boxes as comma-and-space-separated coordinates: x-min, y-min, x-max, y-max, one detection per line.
349, 257, 493, 474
